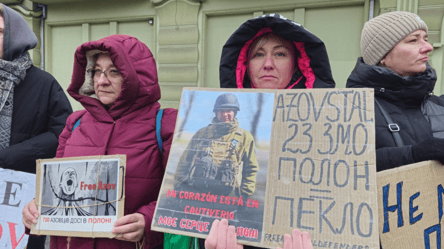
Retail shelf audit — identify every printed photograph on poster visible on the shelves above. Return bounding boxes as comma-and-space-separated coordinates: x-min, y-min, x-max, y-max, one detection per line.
154, 89, 274, 243
31, 155, 126, 238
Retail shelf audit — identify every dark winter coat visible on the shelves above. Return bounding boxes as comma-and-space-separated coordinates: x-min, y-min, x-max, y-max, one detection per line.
0, 65, 72, 173
198, 13, 336, 249
52, 35, 177, 249
1, 4, 73, 249
220, 13, 335, 89
346, 57, 440, 172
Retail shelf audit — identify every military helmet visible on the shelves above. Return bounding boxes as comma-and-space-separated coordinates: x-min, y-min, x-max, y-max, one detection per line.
213, 93, 240, 112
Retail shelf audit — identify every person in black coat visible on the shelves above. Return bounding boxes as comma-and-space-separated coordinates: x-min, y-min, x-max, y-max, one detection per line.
0, 4, 72, 249
202, 13, 335, 249
219, 13, 335, 90
346, 11, 444, 172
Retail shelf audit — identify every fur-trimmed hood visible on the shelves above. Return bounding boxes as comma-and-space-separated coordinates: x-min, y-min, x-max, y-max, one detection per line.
68, 35, 160, 122
220, 13, 335, 89
77, 49, 108, 99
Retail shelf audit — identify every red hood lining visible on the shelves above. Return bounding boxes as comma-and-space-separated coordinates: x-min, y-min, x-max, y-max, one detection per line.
235, 27, 315, 89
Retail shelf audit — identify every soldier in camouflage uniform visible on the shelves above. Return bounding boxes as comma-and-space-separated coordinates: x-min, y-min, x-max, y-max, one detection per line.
175, 93, 259, 198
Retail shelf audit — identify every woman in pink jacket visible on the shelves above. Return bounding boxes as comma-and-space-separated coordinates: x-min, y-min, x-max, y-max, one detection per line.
22, 35, 177, 249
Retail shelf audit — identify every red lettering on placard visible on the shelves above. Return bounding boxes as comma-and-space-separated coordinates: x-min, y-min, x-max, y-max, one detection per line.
8, 222, 25, 249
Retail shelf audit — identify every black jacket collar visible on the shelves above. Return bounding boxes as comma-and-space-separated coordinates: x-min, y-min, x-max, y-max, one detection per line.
219, 13, 335, 89
346, 58, 436, 105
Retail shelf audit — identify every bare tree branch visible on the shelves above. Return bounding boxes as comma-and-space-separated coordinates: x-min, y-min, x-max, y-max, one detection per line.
250, 93, 263, 141
177, 91, 196, 139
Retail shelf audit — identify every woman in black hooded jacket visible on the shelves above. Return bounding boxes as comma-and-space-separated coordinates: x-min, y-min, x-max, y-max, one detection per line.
346, 11, 444, 173
219, 13, 335, 90
201, 13, 335, 249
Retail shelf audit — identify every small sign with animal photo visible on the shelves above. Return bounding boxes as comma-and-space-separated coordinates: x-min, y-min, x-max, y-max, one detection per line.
31, 155, 126, 238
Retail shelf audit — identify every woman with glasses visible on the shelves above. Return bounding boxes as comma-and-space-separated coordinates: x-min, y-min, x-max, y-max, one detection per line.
22, 35, 177, 249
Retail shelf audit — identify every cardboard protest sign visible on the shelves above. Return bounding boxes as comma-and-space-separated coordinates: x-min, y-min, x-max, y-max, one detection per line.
31, 155, 126, 238
0, 169, 35, 249
152, 88, 378, 248
377, 160, 444, 249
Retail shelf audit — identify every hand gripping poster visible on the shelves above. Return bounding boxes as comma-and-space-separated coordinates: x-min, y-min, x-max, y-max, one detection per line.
152, 88, 379, 248
0, 169, 36, 249
31, 155, 125, 238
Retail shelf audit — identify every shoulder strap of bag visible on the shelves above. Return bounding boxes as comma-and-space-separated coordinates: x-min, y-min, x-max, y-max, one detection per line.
72, 118, 81, 132
72, 110, 164, 154
156, 109, 164, 154
375, 98, 405, 147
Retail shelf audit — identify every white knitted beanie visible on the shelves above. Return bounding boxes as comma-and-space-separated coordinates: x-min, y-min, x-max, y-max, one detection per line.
361, 11, 428, 65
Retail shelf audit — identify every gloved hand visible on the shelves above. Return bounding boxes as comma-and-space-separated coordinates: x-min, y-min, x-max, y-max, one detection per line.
411, 137, 444, 163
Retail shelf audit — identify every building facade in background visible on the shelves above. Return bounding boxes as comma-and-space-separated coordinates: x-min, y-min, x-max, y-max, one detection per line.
3, 0, 444, 111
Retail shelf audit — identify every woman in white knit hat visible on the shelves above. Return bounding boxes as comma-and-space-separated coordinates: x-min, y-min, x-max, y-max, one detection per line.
346, 11, 444, 173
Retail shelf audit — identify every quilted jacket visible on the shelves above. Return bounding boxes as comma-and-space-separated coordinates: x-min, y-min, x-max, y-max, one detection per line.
52, 35, 177, 249
346, 58, 440, 171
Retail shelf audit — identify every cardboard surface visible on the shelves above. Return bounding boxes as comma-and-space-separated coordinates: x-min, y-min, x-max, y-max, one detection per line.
377, 160, 444, 249
152, 88, 378, 248
31, 155, 126, 238
0, 169, 36, 248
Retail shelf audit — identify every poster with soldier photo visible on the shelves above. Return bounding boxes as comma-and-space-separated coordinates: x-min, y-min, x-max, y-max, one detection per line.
153, 88, 378, 249
31, 155, 126, 238
154, 89, 274, 243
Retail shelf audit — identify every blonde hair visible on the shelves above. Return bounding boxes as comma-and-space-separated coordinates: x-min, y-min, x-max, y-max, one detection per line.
247, 33, 298, 63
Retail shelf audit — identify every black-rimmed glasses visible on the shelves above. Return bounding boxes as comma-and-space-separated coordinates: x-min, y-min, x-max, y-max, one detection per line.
87, 68, 121, 80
